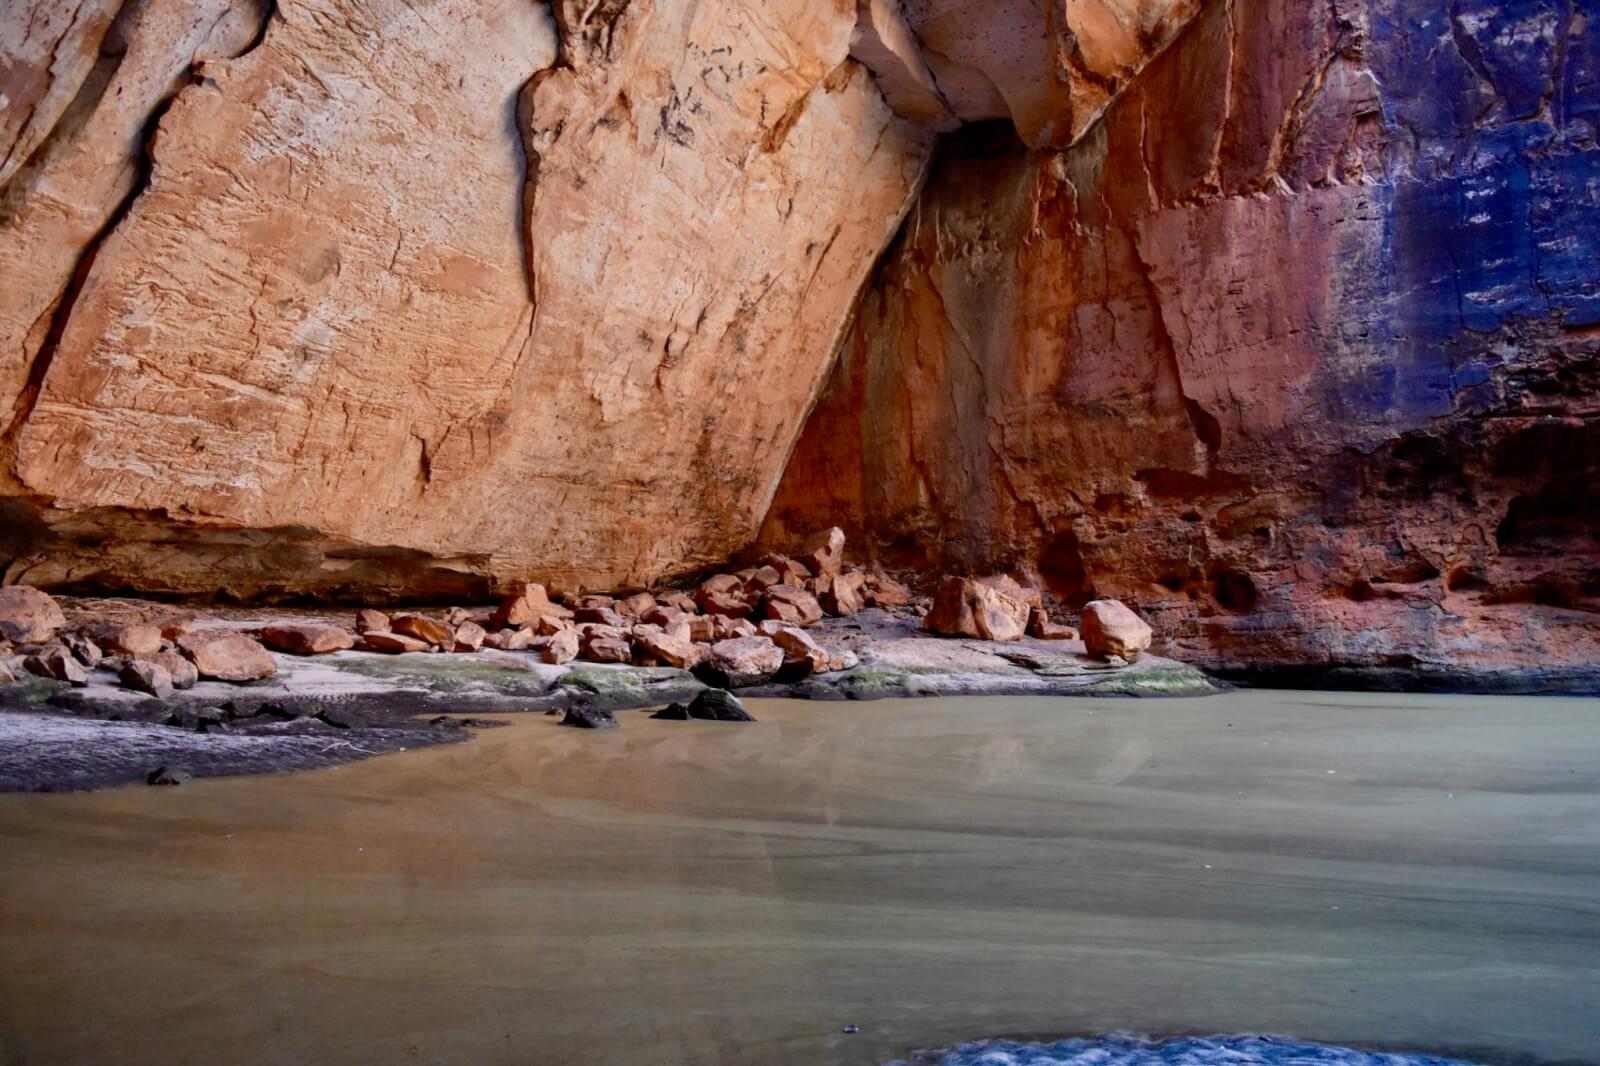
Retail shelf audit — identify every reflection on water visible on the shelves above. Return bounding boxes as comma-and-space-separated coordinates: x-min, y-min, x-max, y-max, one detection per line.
894, 1035, 1476, 1066
1, 691, 1598, 1065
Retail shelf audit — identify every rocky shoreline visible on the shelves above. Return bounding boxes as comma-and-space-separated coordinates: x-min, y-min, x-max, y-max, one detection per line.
0, 531, 1212, 791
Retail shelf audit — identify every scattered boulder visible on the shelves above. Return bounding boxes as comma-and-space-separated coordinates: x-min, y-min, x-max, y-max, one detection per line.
260, 624, 355, 656
495, 627, 537, 651
96, 623, 163, 658
153, 649, 199, 689
819, 570, 865, 616
574, 605, 627, 628
761, 553, 812, 586
24, 644, 88, 686
713, 616, 757, 641
535, 613, 573, 636
762, 584, 823, 627
541, 628, 579, 665
179, 633, 279, 681
444, 606, 473, 626
696, 588, 753, 619
744, 565, 784, 593
1027, 607, 1076, 641
922, 576, 1029, 641
580, 635, 633, 664
687, 688, 755, 722
863, 574, 912, 608
977, 573, 1044, 610
572, 594, 617, 610
62, 632, 103, 668
699, 574, 744, 596
355, 608, 390, 633
619, 592, 656, 617
490, 584, 551, 629
656, 590, 698, 613
641, 604, 687, 627
1080, 600, 1153, 662
827, 650, 860, 672
634, 629, 700, 669
685, 614, 715, 642
451, 620, 487, 652
561, 707, 619, 729
768, 625, 829, 675
391, 613, 451, 646
120, 659, 174, 698
706, 636, 784, 687
360, 631, 433, 655
146, 765, 194, 786
0, 586, 67, 644
799, 526, 846, 578
156, 616, 195, 641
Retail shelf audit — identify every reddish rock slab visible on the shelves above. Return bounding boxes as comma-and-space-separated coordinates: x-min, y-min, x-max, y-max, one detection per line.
177, 633, 278, 681
359, 632, 433, 655
922, 577, 1029, 642
391, 614, 451, 647
707, 636, 785, 688
260, 624, 356, 656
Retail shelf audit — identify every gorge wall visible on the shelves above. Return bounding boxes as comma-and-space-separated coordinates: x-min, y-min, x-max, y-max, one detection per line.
2, 0, 1596, 677
763, 0, 1600, 675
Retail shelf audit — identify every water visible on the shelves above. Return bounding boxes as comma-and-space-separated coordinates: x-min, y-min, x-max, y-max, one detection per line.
895, 1035, 1477, 1066
1, 690, 1597, 1065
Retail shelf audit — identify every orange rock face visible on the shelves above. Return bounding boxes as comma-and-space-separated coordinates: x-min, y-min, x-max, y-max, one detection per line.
0, 0, 930, 599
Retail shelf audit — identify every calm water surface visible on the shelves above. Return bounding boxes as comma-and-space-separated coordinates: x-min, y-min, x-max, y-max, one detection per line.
1, 690, 1596, 1066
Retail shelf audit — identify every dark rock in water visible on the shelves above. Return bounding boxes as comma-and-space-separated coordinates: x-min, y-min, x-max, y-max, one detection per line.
687, 688, 755, 722
650, 702, 690, 720
146, 765, 193, 786
561, 707, 619, 729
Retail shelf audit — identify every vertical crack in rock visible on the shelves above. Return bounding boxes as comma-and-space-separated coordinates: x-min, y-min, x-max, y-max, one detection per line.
1, 0, 279, 492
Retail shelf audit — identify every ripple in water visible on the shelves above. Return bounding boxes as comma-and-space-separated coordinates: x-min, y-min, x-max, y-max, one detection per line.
889, 1034, 1479, 1066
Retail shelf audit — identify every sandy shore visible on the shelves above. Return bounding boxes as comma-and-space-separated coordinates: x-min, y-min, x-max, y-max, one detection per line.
1, 690, 1597, 1065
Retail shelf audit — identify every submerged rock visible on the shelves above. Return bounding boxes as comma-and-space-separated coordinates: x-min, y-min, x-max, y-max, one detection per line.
561, 707, 619, 730
146, 765, 194, 787
687, 689, 755, 722
650, 702, 690, 720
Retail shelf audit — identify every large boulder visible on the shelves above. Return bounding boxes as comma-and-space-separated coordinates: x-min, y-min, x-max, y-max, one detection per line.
179, 633, 278, 681
451, 621, 488, 652
766, 625, 829, 675
97, 624, 163, 658
705, 636, 785, 687
153, 649, 199, 689
922, 576, 1029, 641
1080, 600, 1154, 662
818, 570, 866, 616
360, 631, 433, 654
540, 628, 579, 665
799, 526, 846, 577
391, 613, 451, 646
24, 644, 88, 686
260, 624, 356, 656
686, 688, 756, 722
761, 584, 824, 627
120, 659, 174, 698
0, 587, 67, 644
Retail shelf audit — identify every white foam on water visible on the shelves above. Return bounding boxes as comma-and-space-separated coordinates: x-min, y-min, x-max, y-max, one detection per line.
889, 1035, 1479, 1066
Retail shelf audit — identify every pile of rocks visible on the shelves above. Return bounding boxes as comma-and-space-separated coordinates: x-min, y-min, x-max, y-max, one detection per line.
336, 528, 893, 688
1, 528, 914, 701
0, 585, 275, 697
919, 575, 1153, 662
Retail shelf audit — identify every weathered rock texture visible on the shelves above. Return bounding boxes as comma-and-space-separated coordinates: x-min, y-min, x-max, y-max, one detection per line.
764, 0, 1600, 677
0, 0, 932, 599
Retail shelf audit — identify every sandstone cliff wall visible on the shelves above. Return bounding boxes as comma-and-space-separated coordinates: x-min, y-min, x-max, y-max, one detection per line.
764, 0, 1600, 675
